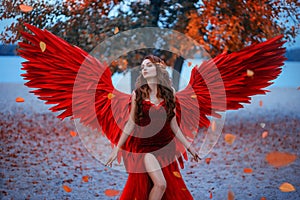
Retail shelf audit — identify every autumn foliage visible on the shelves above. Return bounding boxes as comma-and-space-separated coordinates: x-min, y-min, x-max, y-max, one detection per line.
1, 0, 299, 70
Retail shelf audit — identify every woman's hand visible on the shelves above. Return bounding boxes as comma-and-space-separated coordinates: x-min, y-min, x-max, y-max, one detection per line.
187, 146, 201, 162
105, 146, 120, 167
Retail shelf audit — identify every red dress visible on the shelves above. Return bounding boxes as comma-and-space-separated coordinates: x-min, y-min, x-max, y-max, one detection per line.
120, 100, 194, 200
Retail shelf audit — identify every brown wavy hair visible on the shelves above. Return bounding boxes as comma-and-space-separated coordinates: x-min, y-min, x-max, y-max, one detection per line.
134, 55, 176, 123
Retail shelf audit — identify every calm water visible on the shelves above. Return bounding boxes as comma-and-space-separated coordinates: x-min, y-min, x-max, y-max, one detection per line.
0, 56, 299, 89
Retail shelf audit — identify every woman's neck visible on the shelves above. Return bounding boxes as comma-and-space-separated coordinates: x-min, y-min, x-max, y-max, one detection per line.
146, 78, 158, 97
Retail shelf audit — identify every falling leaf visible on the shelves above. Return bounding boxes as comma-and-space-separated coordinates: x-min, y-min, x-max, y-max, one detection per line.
181, 187, 187, 191
107, 93, 115, 99
224, 133, 236, 145
62, 185, 72, 193
70, 131, 77, 137
39, 41, 46, 52
243, 168, 253, 173
211, 120, 216, 132
191, 95, 197, 99
265, 151, 297, 167
262, 131, 268, 138
260, 123, 266, 128
228, 190, 235, 200
205, 158, 212, 165
259, 100, 263, 107
82, 175, 89, 182
16, 97, 24, 102
19, 4, 33, 12
247, 69, 254, 77
188, 62, 192, 67
104, 189, 120, 196
114, 27, 119, 34
279, 182, 296, 192
173, 171, 181, 178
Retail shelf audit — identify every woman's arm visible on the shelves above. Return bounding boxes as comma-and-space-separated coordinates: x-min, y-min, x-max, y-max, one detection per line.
170, 87, 200, 161
170, 116, 200, 162
105, 91, 137, 167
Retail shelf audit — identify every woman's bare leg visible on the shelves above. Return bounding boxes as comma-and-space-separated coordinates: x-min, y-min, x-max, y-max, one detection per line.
144, 153, 167, 200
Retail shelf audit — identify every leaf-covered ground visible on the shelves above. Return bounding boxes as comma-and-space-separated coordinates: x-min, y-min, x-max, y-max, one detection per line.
1, 83, 300, 199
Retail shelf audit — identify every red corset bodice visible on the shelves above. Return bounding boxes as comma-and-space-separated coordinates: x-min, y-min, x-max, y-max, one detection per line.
132, 100, 175, 152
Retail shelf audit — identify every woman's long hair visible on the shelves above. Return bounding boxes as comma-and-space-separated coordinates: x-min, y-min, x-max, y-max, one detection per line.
134, 55, 176, 123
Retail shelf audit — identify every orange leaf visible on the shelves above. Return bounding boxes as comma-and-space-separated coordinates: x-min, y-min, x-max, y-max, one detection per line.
205, 158, 212, 165
39, 41, 46, 52
265, 151, 297, 167
104, 189, 120, 196
247, 69, 254, 77
107, 93, 115, 99
228, 190, 235, 200
279, 182, 296, 192
16, 97, 24, 102
19, 4, 33, 12
114, 27, 119, 34
259, 100, 263, 107
70, 131, 77, 137
211, 120, 216, 132
262, 131, 268, 138
62, 185, 72, 193
224, 133, 236, 145
261, 197, 267, 200
173, 171, 181, 178
243, 168, 253, 173
82, 175, 89, 182
188, 62, 192, 67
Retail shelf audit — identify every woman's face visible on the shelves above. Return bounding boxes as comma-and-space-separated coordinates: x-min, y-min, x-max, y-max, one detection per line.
141, 59, 157, 79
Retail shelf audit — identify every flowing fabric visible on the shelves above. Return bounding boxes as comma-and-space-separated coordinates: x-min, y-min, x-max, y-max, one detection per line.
120, 100, 193, 199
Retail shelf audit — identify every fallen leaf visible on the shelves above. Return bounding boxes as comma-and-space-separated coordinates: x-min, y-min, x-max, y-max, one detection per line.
62, 185, 72, 193
228, 190, 235, 200
205, 158, 212, 165
114, 27, 119, 34
224, 134, 236, 145
279, 182, 296, 192
247, 69, 254, 77
40, 41, 46, 52
16, 97, 24, 102
243, 168, 253, 173
104, 189, 120, 196
261, 197, 267, 200
265, 151, 297, 167
19, 4, 33, 12
70, 131, 77, 137
259, 100, 263, 107
262, 131, 268, 138
82, 175, 89, 182
173, 171, 181, 178
209, 191, 212, 199
188, 62, 192, 67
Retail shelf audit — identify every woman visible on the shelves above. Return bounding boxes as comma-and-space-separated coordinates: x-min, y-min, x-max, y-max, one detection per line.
105, 55, 200, 200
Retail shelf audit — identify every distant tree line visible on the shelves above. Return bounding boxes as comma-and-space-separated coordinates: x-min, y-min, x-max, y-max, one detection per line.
0, 44, 299, 62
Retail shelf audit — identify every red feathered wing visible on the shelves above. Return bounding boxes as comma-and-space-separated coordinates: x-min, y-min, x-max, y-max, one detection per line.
18, 23, 131, 146
174, 35, 286, 167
